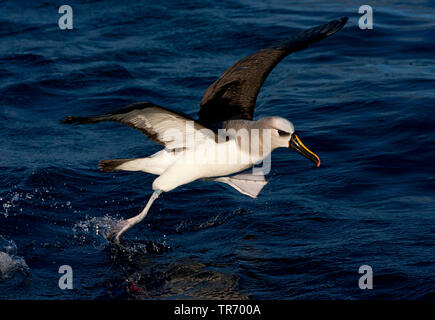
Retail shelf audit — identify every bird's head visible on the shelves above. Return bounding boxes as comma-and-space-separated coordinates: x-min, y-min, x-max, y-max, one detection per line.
257, 116, 321, 167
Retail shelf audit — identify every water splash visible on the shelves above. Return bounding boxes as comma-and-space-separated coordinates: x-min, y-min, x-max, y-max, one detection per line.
72, 215, 121, 247
0, 236, 31, 282
0, 191, 20, 218
0, 187, 73, 218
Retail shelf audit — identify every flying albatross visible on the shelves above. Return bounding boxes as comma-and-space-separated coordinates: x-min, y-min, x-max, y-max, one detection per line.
62, 17, 348, 243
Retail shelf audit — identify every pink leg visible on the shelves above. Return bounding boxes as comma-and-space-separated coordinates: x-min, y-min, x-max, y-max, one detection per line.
106, 190, 162, 244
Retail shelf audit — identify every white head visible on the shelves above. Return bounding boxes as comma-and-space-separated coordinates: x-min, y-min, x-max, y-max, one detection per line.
256, 116, 320, 167
257, 116, 294, 149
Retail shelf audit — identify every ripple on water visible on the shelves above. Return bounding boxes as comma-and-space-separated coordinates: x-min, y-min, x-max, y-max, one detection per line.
123, 260, 247, 300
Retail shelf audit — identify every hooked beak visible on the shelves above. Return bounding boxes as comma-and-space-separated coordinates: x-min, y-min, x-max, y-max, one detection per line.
289, 133, 321, 167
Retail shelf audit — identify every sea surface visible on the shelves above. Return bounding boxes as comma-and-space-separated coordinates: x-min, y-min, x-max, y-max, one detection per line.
0, 0, 434, 299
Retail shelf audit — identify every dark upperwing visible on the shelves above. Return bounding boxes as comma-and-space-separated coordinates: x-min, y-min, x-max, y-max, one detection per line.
197, 17, 348, 127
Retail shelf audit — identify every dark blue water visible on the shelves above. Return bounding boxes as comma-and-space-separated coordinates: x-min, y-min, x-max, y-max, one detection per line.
0, 0, 434, 299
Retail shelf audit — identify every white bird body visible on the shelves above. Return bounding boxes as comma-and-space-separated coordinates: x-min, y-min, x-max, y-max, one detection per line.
152, 139, 265, 192
116, 119, 273, 192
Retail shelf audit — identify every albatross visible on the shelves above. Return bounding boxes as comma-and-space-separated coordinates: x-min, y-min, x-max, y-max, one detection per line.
62, 17, 348, 243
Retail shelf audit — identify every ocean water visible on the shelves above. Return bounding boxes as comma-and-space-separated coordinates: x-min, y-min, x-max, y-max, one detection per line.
0, 0, 434, 299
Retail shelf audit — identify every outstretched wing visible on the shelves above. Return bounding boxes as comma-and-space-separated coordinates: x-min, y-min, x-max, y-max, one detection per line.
198, 17, 348, 127
62, 102, 215, 150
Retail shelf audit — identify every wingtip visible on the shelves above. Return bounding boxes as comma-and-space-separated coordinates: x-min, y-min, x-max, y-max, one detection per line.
60, 115, 98, 124
61, 116, 76, 124
338, 16, 349, 29
324, 17, 349, 36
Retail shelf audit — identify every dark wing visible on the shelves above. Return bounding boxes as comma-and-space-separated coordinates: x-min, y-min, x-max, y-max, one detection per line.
198, 17, 348, 127
62, 102, 214, 149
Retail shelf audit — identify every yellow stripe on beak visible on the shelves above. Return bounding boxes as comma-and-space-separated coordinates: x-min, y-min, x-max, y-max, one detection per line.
290, 134, 321, 167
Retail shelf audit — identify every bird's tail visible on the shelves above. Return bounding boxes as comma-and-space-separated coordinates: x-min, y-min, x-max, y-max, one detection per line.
98, 156, 169, 175
98, 159, 135, 172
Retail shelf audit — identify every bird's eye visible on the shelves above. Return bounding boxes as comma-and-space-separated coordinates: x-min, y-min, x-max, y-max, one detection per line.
278, 130, 290, 137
